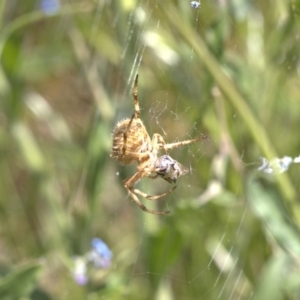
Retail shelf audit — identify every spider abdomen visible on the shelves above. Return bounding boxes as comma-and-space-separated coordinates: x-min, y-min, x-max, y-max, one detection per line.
110, 118, 151, 165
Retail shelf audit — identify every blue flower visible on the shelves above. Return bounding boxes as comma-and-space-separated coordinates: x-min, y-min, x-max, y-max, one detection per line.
89, 238, 113, 268
72, 238, 113, 285
91, 238, 113, 260
40, 0, 60, 15
190, 1, 201, 9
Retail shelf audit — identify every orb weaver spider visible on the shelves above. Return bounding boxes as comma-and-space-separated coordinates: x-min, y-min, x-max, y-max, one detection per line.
110, 74, 207, 215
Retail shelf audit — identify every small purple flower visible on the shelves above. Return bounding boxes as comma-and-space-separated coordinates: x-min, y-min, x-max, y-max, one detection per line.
74, 273, 89, 286
40, 0, 60, 15
72, 257, 88, 286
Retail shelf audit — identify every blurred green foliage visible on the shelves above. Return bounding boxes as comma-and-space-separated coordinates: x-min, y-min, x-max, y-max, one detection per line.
1, 0, 300, 299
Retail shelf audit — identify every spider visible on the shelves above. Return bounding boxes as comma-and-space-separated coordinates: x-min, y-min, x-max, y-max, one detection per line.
110, 74, 207, 215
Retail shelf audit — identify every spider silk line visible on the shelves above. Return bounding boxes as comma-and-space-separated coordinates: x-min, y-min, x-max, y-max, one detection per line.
88, 0, 105, 54
208, 233, 226, 269
214, 245, 234, 287
218, 256, 239, 299
120, 11, 135, 61
127, 4, 155, 89
129, 38, 148, 84
228, 269, 244, 300
120, 2, 153, 70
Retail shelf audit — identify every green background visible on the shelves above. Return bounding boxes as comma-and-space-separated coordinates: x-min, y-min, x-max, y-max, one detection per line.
1, 0, 300, 299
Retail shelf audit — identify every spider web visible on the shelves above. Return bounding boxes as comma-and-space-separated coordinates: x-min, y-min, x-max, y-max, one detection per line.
2, 0, 300, 299
105, 2, 249, 299
90, 1, 300, 299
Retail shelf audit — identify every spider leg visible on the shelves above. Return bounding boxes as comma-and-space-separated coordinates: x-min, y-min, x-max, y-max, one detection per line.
133, 185, 177, 200
164, 135, 208, 151
124, 151, 151, 161
122, 74, 141, 156
124, 170, 171, 215
132, 74, 140, 119
126, 189, 170, 215
152, 133, 169, 154
123, 166, 154, 189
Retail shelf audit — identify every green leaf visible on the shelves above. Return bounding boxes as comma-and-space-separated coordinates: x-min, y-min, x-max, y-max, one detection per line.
247, 179, 300, 257
252, 253, 287, 300
0, 261, 42, 299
